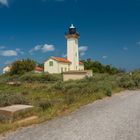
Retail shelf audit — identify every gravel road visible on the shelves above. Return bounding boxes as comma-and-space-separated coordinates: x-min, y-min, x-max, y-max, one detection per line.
1, 90, 140, 140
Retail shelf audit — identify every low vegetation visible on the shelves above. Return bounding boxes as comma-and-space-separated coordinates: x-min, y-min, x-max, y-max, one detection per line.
0, 58, 140, 134
0, 93, 28, 107
82, 59, 125, 74
0, 70, 140, 134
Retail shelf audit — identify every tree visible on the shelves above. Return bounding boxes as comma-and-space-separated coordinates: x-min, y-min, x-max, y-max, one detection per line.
81, 59, 123, 74
10, 59, 36, 75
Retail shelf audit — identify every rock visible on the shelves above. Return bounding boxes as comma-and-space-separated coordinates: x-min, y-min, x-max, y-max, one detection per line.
7, 81, 21, 86
0, 105, 34, 122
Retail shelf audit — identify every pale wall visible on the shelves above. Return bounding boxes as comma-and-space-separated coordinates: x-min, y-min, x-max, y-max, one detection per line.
3, 66, 11, 74
67, 38, 79, 70
58, 63, 70, 73
63, 70, 93, 81
44, 58, 70, 74
79, 65, 84, 71
63, 73, 86, 81
44, 59, 59, 74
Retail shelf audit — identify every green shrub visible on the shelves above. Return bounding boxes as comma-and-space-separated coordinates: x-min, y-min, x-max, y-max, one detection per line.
10, 59, 36, 75
19, 73, 62, 83
46, 74, 63, 82
118, 74, 136, 89
52, 82, 64, 91
105, 88, 112, 97
0, 74, 19, 83
20, 72, 45, 82
0, 93, 29, 107
0, 115, 11, 123
132, 72, 140, 87
38, 100, 53, 111
64, 95, 76, 105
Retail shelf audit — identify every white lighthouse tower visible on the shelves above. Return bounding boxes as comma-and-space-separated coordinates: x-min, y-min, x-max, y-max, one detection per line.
65, 24, 80, 71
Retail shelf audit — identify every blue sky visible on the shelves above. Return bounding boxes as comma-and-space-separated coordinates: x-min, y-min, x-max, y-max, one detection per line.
0, 0, 140, 72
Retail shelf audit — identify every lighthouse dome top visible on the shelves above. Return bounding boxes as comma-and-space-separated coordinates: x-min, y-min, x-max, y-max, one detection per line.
65, 24, 80, 39
70, 24, 75, 29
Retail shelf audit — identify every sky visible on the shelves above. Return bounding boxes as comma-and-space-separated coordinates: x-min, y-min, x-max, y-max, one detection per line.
0, 0, 140, 72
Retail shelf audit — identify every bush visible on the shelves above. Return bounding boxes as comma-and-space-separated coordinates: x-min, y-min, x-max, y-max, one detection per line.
0, 93, 29, 107
0, 74, 19, 83
19, 73, 62, 83
132, 72, 140, 87
105, 88, 112, 97
0, 115, 11, 123
118, 74, 136, 89
10, 59, 36, 75
81, 59, 123, 74
20, 72, 46, 82
45, 74, 63, 82
38, 100, 53, 111
64, 95, 76, 105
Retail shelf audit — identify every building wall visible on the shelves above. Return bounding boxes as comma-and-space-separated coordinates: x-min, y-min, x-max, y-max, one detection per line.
63, 70, 93, 81
63, 73, 86, 81
58, 62, 70, 73
3, 66, 11, 74
44, 58, 59, 74
79, 65, 84, 71
44, 58, 70, 74
67, 38, 79, 71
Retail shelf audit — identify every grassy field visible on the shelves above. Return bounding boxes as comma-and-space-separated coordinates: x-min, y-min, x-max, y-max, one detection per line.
0, 72, 140, 134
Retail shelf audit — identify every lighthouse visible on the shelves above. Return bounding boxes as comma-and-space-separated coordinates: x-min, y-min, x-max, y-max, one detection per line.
44, 24, 85, 74
65, 24, 80, 71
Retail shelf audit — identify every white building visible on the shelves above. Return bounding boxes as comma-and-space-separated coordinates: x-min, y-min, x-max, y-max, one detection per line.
3, 66, 11, 74
44, 24, 84, 74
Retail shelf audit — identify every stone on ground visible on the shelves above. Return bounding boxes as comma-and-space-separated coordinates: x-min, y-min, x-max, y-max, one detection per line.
0, 105, 34, 122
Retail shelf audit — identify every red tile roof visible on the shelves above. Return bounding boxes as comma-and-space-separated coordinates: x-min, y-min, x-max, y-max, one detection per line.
35, 67, 43, 72
51, 57, 71, 63
51, 57, 84, 65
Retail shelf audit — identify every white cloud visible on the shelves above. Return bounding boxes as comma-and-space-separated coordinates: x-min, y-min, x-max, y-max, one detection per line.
0, 47, 24, 57
34, 45, 42, 51
0, 50, 18, 57
30, 44, 55, 53
0, 0, 8, 6
102, 55, 108, 59
79, 46, 88, 56
42, 44, 55, 52
79, 46, 88, 52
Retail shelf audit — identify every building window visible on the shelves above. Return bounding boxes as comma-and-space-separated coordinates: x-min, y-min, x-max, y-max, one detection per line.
65, 68, 67, 72
49, 61, 53, 67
